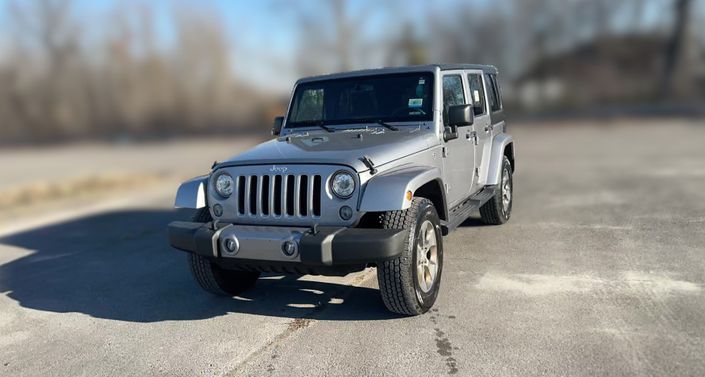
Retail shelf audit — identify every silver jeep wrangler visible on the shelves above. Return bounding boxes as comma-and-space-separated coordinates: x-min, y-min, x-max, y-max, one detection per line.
168, 64, 515, 315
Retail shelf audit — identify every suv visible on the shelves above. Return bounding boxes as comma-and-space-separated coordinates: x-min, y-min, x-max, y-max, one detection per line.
168, 64, 515, 315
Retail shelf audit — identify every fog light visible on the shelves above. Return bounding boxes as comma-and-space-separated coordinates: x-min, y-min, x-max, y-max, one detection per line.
282, 240, 298, 257
339, 205, 353, 220
213, 204, 223, 217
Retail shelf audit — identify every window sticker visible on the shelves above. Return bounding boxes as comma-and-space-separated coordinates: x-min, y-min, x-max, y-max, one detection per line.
474, 90, 481, 103
418, 79, 425, 85
408, 98, 423, 108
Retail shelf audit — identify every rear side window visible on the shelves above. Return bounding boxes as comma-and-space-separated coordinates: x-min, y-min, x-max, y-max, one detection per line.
442, 75, 465, 108
484, 74, 502, 112
467, 74, 486, 116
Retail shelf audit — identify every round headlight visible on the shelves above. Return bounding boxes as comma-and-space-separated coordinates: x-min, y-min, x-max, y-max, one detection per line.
215, 173, 234, 197
330, 171, 355, 199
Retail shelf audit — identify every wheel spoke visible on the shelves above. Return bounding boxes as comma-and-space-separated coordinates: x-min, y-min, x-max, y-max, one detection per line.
426, 231, 436, 248
415, 219, 439, 294
501, 168, 512, 212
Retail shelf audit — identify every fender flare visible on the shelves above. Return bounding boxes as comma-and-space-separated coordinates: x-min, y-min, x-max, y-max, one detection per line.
174, 175, 208, 209
359, 166, 443, 212
486, 134, 515, 185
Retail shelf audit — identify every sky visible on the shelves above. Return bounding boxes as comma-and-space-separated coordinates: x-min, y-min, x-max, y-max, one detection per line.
60, 0, 454, 92
76, 0, 298, 87
0, 0, 310, 90
1, 0, 702, 93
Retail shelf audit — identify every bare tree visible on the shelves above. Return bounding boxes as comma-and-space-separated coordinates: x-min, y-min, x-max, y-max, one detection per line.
661, 0, 695, 99
290, 0, 397, 75
6, 0, 84, 139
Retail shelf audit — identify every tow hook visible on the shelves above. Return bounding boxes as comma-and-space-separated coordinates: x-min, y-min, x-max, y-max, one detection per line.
310, 223, 319, 235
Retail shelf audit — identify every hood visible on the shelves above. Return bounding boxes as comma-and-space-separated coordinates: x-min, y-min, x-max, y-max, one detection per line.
217, 126, 437, 172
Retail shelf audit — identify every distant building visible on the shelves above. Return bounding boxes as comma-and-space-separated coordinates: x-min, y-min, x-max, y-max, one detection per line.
514, 34, 705, 110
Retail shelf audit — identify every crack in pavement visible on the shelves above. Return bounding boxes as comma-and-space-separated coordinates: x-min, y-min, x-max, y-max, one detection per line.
223, 270, 376, 376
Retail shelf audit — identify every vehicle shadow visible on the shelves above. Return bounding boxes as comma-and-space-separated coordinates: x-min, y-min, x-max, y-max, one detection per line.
0, 209, 400, 323
458, 216, 487, 227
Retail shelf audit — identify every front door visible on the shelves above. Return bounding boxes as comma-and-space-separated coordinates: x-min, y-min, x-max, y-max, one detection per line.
441, 72, 475, 208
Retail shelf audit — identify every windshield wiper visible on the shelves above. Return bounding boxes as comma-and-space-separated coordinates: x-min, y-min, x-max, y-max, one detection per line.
316, 122, 335, 133
294, 120, 334, 133
373, 120, 399, 131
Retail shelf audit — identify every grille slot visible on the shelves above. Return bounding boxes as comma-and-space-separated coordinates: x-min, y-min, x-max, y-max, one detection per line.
234, 173, 321, 219
312, 175, 321, 216
248, 175, 257, 215
237, 176, 246, 214
273, 175, 282, 216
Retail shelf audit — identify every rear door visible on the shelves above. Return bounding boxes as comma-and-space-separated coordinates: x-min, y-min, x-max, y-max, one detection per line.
441, 71, 475, 208
474, 72, 505, 186
466, 71, 490, 193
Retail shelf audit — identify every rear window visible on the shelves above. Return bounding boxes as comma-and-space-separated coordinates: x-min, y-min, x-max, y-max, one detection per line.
485, 73, 502, 112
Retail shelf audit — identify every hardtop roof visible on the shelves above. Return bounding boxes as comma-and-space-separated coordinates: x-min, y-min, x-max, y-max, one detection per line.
296, 64, 498, 84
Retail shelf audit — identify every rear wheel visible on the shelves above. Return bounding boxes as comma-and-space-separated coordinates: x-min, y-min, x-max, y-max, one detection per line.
377, 198, 443, 315
187, 208, 260, 296
480, 156, 513, 225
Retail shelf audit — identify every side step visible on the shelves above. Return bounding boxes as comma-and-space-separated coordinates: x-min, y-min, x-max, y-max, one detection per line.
441, 185, 498, 234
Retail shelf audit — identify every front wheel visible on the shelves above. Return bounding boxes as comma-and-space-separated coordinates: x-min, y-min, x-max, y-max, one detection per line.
377, 198, 443, 315
187, 208, 261, 296
189, 253, 260, 296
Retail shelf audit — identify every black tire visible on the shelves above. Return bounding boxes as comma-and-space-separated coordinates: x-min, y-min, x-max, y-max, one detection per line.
480, 156, 513, 225
187, 208, 261, 296
377, 198, 443, 315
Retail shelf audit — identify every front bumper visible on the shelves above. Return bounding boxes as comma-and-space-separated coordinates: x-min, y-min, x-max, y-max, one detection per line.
168, 221, 407, 272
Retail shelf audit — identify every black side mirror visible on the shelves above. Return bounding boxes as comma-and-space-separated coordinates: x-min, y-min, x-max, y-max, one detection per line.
272, 116, 284, 136
448, 104, 474, 127
443, 125, 458, 142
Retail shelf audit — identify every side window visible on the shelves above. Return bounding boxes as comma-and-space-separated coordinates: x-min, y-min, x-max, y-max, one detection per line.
484, 74, 502, 112
491, 74, 503, 110
467, 74, 486, 116
291, 88, 324, 122
442, 75, 465, 108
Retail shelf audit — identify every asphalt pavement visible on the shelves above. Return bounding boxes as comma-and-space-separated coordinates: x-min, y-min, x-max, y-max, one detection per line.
1, 120, 704, 376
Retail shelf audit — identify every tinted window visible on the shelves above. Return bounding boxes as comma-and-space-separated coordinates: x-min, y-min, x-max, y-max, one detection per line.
485, 73, 502, 112
467, 74, 486, 116
491, 74, 503, 110
442, 75, 465, 108
286, 73, 434, 128
291, 89, 323, 122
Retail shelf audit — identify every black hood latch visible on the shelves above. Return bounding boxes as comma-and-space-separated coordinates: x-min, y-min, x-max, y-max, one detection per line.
359, 155, 377, 175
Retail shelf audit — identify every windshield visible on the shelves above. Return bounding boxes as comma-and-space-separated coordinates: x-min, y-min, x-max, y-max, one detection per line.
286, 72, 434, 129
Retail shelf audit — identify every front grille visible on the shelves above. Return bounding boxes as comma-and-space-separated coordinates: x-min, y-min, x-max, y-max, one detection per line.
235, 174, 322, 218
212, 164, 357, 227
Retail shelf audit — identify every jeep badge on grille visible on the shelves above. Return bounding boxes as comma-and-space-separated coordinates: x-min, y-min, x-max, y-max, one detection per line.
269, 165, 288, 173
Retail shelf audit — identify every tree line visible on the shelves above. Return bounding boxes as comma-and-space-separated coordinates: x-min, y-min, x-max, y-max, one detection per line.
0, 0, 701, 143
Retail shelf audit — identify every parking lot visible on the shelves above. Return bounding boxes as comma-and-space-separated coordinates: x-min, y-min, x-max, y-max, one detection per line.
1, 120, 704, 376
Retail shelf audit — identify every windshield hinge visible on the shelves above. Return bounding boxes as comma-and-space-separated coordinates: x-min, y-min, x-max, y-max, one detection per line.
359, 155, 377, 175
442, 147, 448, 158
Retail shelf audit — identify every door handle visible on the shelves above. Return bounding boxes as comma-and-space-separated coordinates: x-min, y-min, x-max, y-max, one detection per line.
467, 131, 477, 145
484, 125, 492, 132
